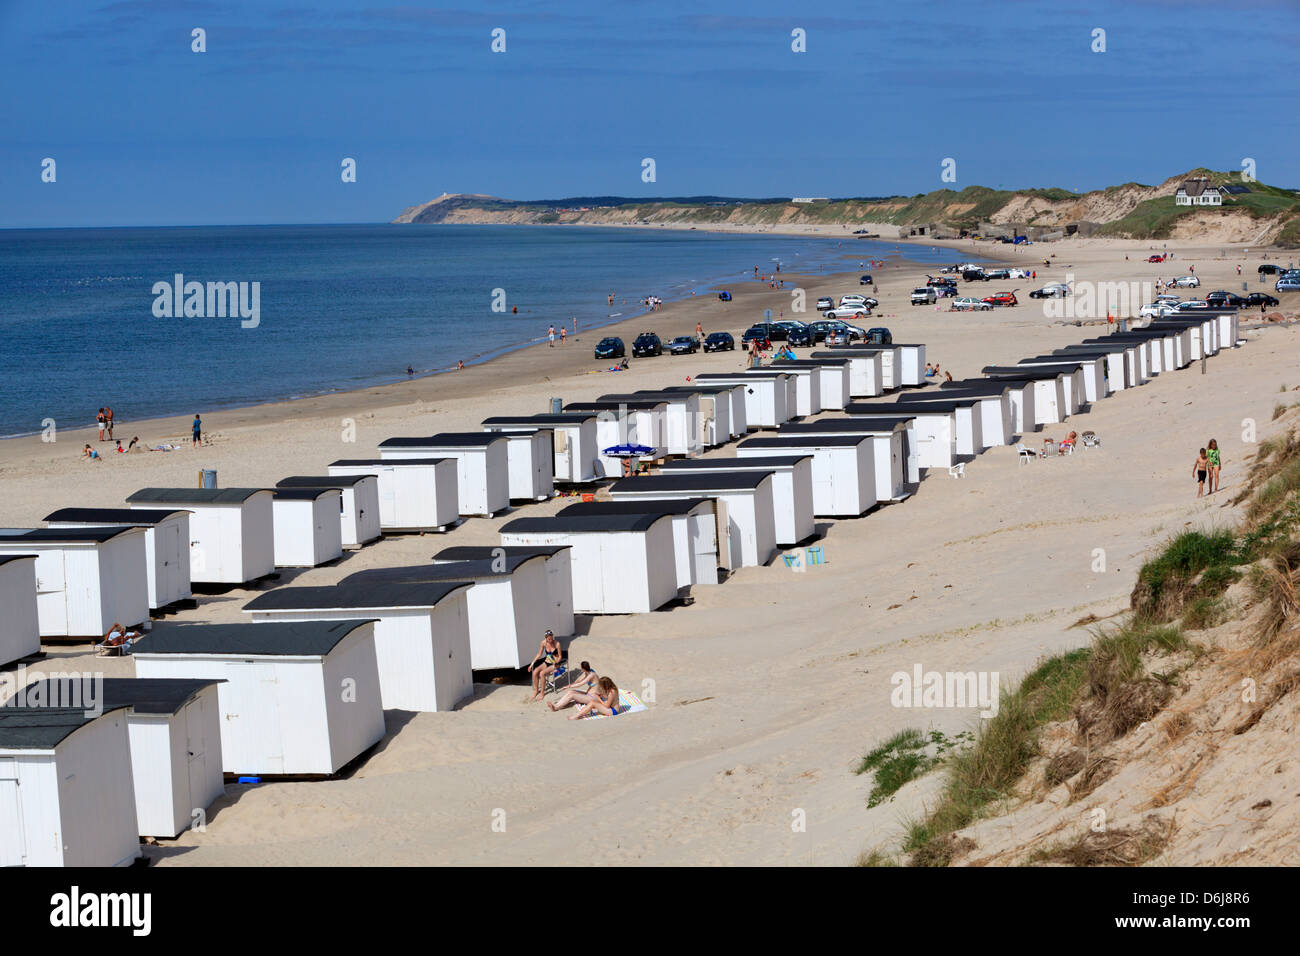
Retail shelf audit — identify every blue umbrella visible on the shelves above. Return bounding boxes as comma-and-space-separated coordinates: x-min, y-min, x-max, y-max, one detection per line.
603, 444, 655, 457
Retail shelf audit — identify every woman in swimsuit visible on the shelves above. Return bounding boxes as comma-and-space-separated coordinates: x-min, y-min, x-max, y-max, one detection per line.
1206, 439, 1221, 494
547, 662, 599, 712
1193, 448, 1209, 498
570, 677, 620, 720
527, 630, 562, 702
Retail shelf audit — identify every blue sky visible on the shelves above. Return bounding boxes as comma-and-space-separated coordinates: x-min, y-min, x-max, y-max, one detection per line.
2, 0, 1297, 227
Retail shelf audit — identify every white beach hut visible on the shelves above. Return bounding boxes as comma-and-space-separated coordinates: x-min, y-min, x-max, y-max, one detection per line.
271, 488, 343, 568
754, 364, 821, 417
774, 419, 910, 502
891, 344, 928, 387
624, 390, 705, 457
830, 344, 902, 390
844, 403, 960, 471
661, 384, 739, 445
328, 458, 459, 533
379, 433, 510, 517
499, 512, 679, 615
899, 390, 1010, 448
691, 373, 790, 429
340, 556, 557, 671
243, 581, 472, 712
659, 454, 816, 546
1017, 357, 1106, 404
977, 370, 1068, 425
608, 472, 778, 569
0, 706, 139, 867
940, 379, 1035, 437
0, 527, 149, 640
126, 488, 275, 586
274, 475, 381, 550
134, 620, 386, 775
484, 429, 554, 501
0, 555, 40, 667
482, 413, 601, 485
44, 508, 192, 611
1052, 344, 1133, 390
812, 349, 882, 398
432, 544, 575, 641
773, 358, 851, 410
564, 399, 668, 474
737, 435, 878, 517
558, 499, 720, 588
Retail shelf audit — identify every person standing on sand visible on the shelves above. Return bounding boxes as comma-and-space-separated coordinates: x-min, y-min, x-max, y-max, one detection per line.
104, 406, 114, 441
1207, 439, 1222, 493
560, 326, 567, 345
548, 325, 555, 347
96, 408, 106, 442
696, 321, 703, 340
1194, 447, 1209, 498
192, 414, 202, 448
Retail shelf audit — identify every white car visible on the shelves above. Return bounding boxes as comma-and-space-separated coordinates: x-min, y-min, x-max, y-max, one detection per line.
1008, 268, 1030, 279
839, 294, 867, 306
951, 297, 993, 311
1155, 293, 1181, 305
1170, 275, 1200, 288
1174, 301, 1208, 312
910, 288, 937, 305
825, 306, 870, 320
816, 296, 834, 311
1139, 303, 1176, 319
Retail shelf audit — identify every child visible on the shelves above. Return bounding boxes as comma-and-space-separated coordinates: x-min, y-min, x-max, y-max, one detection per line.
1194, 448, 1209, 498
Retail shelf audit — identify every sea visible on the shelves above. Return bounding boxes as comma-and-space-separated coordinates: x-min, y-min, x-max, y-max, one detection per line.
0, 223, 958, 438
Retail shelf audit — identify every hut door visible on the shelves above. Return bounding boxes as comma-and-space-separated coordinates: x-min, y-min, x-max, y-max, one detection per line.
33, 550, 67, 636
553, 429, 570, 481
162, 521, 181, 602
378, 467, 398, 526
0, 769, 25, 866
713, 500, 731, 569
184, 698, 210, 811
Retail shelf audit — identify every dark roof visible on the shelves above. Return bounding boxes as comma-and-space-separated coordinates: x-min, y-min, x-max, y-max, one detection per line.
0, 526, 140, 544
893, 396, 988, 410
378, 433, 504, 448
330, 458, 450, 467
275, 475, 372, 488
770, 358, 850, 367
0, 707, 129, 750
433, 544, 570, 561
1177, 178, 1218, 197
811, 351, 877, 361
738, 436, 870, 449
980, 366, 1074, 379
660, 384, 738, 395
4, 678, 223, 716
659, 454, 810, 470
500, 513, 669, 534
340, 557, 542, 585
482, 413, 594, 426
824, 345, 896, 353
44, 507, 189, 524
937, 380, 1015, 394
138, 620, 377, 657
845, 402, 946, 416
126, 488, 269, 505
604, 391, 694, 402
564, 400, 664, 411
244, 580, 470, 612
737, 370, 790, 378
558, 499, 713, 518
272, 488, 339, 501
609, 472, 768, 494
1015, 357, 1094, 368
0, 554, 38, 567
780, 418, 904, 432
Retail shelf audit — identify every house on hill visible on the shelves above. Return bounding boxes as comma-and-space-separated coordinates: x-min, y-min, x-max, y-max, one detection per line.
1175, 178, 1222, 206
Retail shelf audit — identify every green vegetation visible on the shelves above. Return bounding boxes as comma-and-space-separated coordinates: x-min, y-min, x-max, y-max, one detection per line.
1095, 196, 1196, 239
1130, 529, 1241, 622
856, 728, 971, 808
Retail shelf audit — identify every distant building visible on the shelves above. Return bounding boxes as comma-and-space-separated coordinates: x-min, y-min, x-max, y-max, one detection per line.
791, 197, 829, 204
1175, 178, 1222, 206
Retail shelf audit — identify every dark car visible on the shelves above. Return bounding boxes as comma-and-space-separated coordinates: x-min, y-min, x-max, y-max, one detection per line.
594, 336, 624, 359
1205, 291, 1247, 307
703, 331, 735, 352
806, 320, 837, 342
859, 274, 874, 285
741, 324, 776, 348
784, 324, 814, 347
1246, 292, 1280, 307
717, 291, 732, 301
668, 335, 699, 355
1259, 264, 1283, 275
864, 327, 892, 345
961, 268, 987, 282
631, 332, 663, 357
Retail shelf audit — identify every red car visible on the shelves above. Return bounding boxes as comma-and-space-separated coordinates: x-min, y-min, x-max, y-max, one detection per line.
1147, 255, 1166, 263
982, 291, 1019, 307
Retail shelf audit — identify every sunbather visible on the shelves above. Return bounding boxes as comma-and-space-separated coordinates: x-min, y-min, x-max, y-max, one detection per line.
570, 676, 620, 720
547, 661, 598, 711
527, 629, 563, 702
99, 622, 141, 650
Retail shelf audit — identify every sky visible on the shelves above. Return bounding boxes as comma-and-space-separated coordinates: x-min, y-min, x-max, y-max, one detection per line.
1, 0, 1298, 227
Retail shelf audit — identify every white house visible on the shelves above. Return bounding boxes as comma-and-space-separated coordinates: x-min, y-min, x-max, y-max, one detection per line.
243, 582, 472, 713
812, 349, 882, 398
0, 527, 149, 640
0, 705, 140, 867
274, 475, 381, 549
328, 458, 459, 533
499, 512, 679, 615
271, 488, 344, 568
134, 620, 386, 775
0, 555, 40, 667
558, 498, 720, 589
659, 454, 816, 546
738, 435, 878, 517
379, 434, 510, 518
432, 544, 575, 641
1175, 178, 1222, 206
44, 508, 192, 611
126, 488, 275, 586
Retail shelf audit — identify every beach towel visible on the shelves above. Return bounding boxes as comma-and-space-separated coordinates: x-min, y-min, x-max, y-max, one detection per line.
587, 689, 647, 720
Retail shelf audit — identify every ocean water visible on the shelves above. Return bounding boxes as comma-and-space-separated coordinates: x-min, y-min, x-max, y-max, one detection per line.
0, 224, 955, 438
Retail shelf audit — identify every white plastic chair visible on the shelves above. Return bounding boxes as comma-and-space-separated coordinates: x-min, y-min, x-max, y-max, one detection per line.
1016, 443, 1035, 465
948, 462, 966, 479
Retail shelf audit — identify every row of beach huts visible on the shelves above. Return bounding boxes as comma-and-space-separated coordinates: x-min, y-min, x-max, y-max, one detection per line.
0, 309, 1240, 866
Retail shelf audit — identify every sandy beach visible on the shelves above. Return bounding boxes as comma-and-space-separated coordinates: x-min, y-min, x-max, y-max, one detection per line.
3, 233, 1296, 865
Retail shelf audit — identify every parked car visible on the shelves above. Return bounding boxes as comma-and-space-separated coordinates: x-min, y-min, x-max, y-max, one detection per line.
951, 297, 993, 311
741, 325, 776, 348
703, 331, 735, 352
927, 276, 957, 288
982, 291, 1019, 307
1258, 264, 1283, 275
961, 269, 987, 282
1029, 284, 1070, 299
669, 335, 699, 355
933, 286, 959, 298
594, 336, 625, 359
1205, 291, 1248, 307
1139, 303, 1176, 319
1147, 255, 1166, 263
825, 327, 853, 346
859, 274, 874, 285
984, 269, 1011, 281
816, 296, 834, 311
864, 327, 893, 345
911, 287, 937, 305
1008, 269, 1030, 279
1278, 277, 1300, 292
825, 305, 871, 320
806, 320, 836, 342
1170, 275, 1200, 288
1174, 301, 1208, 312
839, 294, 867, 306
631, 332, 663, 357
1155, 293, 1182, 305
785, 325, 814, 347
717, 291, 732, 301
1246, 292, 1280, 307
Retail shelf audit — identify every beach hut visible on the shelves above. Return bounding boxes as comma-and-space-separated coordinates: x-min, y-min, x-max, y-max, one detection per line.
126, 488, 275, 586
830, 344, 902, 390
499, 512, 678, 615
1050, 344, 1133, 390
770, 419, 907, 501
244, 581, 472, 712
271, 488, 343, 568
8, 677, 224, 839
431, 544, 574, 641
661, 384, 739, 445
0, 706, 139, 867
0, 527, 148, 640
989, 364, 1085, 416
773, 358, 852, 410
558, 499, 720, 588
691, 373, 790, 429
563, 399, 667, 474
379, 434, 510, 517
1200, 308, 1239, 349
134, 621, 386, 775
754, 364, 821, 417
977, 369, 1068, 425
893, 344, 928, 387
274, 476, 381, 549
844, 403, 961, 471
482, 413, 600, 485
607, 472, 777, 568
479, 428, 555, 501
736, 435, 878, 517
898, 390, 1008, 448
659, 454, 816, 545
1016, 357, 1107, 404
340, 556, 557, 671
327, 458, 459, 533
0, 555, 40, 667
940, 379, 1035, 437
44, 508, 192, 610
812, 349, 882, 398
624, 390, 705, 457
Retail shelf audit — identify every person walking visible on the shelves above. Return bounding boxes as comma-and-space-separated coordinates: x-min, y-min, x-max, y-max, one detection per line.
1207, 439, 1221, 493
547, 325, 555, 347
559, 326, 567, 345
192, 413, 202, 449
695, 321, 703, 340
104, 406, 114, 441
1193, 447, 1209, 498
96, 408, 106, 442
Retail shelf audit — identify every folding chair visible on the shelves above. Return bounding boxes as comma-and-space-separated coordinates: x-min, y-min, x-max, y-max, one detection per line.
544, 654, 572, 695
1016, 443, 1035, 465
